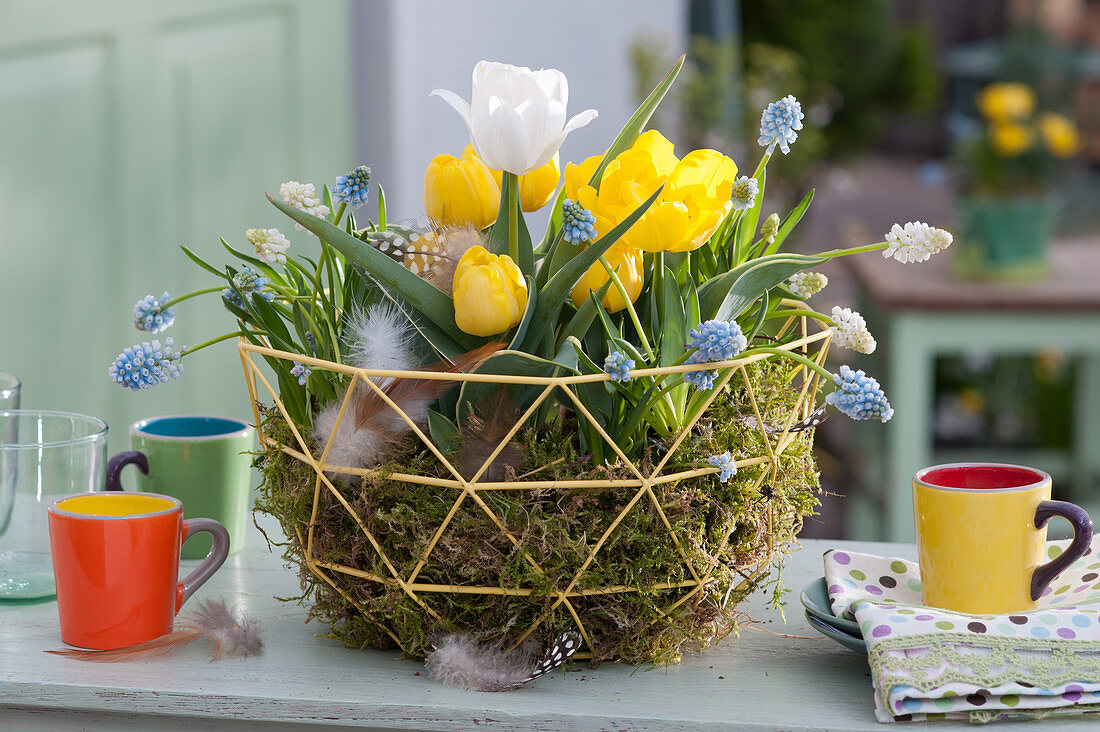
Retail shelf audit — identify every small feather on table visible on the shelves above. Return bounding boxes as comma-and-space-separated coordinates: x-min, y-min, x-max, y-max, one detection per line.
426, 631, 581, 691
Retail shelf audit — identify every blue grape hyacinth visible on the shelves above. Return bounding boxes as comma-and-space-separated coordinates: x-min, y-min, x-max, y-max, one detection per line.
758, 95, 804, 155
730, 176, 759, 211
333, 165, 372, 207
683, 351, 718, 391
707, 451, 737, 483
133, 292, 175, 334
688, 320, 748, 362
222, 266, 275, 308
604, 350, 634, 383
290, 361, 312, 386
109, 338, 183, 391
825, 365, 894, 422
562, 199, 598, 244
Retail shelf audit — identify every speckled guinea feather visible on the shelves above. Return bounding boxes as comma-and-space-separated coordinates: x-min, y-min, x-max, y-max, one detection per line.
360, 222, 485, 296
46, 599, 263, 663
426, 631, 581, 692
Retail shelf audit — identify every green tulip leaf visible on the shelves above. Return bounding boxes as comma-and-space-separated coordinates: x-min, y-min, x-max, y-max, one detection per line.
508, 276, 538, 351
699, 253, 830, 322
267, 194, 478, 349
659, 265, 686, 368
557, 280, 612, 347
427, 408, 461, 454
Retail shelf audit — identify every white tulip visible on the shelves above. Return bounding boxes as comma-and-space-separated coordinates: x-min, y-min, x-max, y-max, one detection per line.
432, 60, 598, 176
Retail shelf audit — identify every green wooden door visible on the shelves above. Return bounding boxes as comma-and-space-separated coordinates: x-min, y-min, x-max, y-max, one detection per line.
0, 0, 352, 459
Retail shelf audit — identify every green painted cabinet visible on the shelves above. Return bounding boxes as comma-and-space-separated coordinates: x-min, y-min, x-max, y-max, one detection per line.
0, 0, 352, 458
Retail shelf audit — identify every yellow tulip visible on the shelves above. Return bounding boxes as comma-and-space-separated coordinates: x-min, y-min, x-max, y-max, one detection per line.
569, 241, 645, 313
452, 245, 528, 337
989, 122, 1034, 157
1038, 113, 1080, 158
977, 83, 1036, 122
423, 152, 500, 229
628, 149, 737, 253
467, 145, 560, 212
565, 131, 735, 254
563, 152, 603, 201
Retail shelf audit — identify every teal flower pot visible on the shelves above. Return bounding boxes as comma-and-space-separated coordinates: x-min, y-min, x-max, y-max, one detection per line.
953, 196, 1057, 280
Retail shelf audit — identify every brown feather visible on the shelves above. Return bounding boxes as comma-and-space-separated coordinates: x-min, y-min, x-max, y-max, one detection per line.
353, 341, 506, 430
457, 390, 527, 481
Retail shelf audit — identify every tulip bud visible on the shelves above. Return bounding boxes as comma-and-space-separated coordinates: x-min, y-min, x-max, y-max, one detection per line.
423, 153, 500, 229
452, 246, 528, 336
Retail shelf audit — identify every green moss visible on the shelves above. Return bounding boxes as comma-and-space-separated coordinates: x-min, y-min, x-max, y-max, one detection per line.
254, 358, 820, 665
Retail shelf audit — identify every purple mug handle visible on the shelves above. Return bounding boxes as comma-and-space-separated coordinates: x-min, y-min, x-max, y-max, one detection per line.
105, 451, 148, 491
1031, 500, 1094, 601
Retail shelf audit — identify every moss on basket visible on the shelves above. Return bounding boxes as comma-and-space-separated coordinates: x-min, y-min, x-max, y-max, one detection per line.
255, 358, 820, 665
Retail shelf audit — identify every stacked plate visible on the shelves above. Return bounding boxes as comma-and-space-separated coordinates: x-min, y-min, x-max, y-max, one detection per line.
800, 577, 866, 653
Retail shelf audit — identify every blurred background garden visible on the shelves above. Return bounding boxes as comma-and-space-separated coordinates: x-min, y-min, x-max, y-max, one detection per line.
2, 0, 1098, 541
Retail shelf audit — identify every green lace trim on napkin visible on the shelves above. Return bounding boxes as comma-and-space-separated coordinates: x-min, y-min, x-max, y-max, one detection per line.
969, 703, 1100, 724
869, 633, 1100, 694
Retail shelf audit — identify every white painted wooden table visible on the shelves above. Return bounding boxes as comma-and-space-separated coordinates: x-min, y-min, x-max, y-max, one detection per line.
0, 518, 1088, 731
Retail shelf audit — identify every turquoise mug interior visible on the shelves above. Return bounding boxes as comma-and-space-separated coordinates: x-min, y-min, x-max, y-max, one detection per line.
135, 416, 251, 439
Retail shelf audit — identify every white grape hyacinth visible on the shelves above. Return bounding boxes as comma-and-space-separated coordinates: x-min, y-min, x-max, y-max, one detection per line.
246, 227, 291, 265
830, 306, 877, 354
788, 271, 828, 298
883, 221, 952, 263
279, 181, 331, 233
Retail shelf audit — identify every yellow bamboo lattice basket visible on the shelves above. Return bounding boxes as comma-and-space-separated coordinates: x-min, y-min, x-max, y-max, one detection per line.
240, 303, 831, 661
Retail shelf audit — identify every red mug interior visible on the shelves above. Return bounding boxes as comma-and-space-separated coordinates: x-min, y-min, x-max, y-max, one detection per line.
920, 465, 1044, 490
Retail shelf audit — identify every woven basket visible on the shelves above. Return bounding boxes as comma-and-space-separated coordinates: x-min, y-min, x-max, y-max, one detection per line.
241, 304, 831, 662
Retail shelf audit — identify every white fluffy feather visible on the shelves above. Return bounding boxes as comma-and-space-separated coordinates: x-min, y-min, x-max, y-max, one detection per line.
426, 634, 537, 692
310, 301, 419, 478
345, 301, 418, 373
311, 396, 398, 477
426, 631, 581, 692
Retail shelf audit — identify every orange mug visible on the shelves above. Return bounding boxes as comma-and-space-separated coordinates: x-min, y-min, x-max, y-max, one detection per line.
47, 491, 229, 649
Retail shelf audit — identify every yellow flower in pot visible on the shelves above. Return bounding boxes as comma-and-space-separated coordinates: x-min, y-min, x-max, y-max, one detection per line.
989, 121, 1034, 157
1038, 113, 1080, 159
956, 82, 1080, 279
977, 82, 1035, 122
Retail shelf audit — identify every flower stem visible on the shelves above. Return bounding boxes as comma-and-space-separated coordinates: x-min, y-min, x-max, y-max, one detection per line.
180, 331, 248, 358
765, 308, 835, 325
818, 241, 888, 258
332, 202, 347, 228
505, 171, 520, 266
751, 151, 771, 180
162, 286, 226, 309
598, 255, 654, 361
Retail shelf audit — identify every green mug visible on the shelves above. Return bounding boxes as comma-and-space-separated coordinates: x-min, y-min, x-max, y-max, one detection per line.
106, 416, 254, 559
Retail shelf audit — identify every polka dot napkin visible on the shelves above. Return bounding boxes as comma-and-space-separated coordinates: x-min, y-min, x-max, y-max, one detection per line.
823, 539, 1100, 723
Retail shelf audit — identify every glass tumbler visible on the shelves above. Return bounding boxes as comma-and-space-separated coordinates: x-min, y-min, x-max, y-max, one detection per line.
0, 373, 18, 411
0, 410, 108, 600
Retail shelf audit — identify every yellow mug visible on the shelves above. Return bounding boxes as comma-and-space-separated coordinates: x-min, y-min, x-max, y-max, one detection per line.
913, 463, 1093, 614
